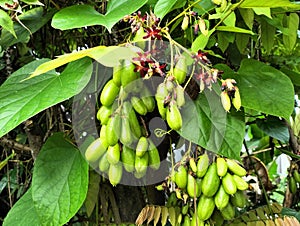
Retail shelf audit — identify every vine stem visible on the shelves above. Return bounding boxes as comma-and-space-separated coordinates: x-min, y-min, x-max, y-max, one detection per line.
165, 0, 204, 28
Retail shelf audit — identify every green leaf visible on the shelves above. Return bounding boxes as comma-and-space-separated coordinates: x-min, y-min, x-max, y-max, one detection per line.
52, 0, 147, 33
29, 45, 137, 78
280, 66, 300, 87
223, 11, 236, 27
282, 208, 300, 222
239, 8, 254, 29
0, 9, 16, 38
283, 13, 299, 51
236, 33, 250, 54
191, 29, 214, 52
233, 59, 294, 119
239, 0, 300, 9
253, 7, 272, 18
180, 86, 245, 160
256, 116, 289, 142
3, 188, 41, 226
154, 0, 177, 19
0, 58, 93, 138
216, 26, 255, 35
0, 7, 55, 49
261, 18, 276, 54
85, 171, 101, 217
32, 133, 89, 225
21, 0, 44, 5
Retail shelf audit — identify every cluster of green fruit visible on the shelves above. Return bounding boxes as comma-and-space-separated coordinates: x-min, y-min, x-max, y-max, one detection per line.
288, 167, 300, 194
85, 58, 188, 186
170, 153, 249, 225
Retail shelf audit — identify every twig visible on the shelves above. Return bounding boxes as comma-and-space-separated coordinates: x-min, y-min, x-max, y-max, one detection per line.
0, 137, 32, 152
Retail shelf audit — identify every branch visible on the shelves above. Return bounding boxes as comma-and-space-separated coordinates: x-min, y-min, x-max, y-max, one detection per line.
0, 137, 32, 153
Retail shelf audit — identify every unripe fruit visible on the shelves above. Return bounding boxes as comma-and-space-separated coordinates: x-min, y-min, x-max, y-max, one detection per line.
175, 85, 185, 108
109, 162, 122, 186
181, 204, 189, 215
107, 143, 120, 165
166, 103, 182, 131
214, 184, 230, 210
148, 139, 160, 170
97, 105, 112, 125
196, 153, 209, 178
289, 176, 297, 194
131, 96, 147, 116
293, 170, 300, 183
226, 159, 247, 177
220, 202, 235, 220
211, 210, 224, 226
220, 91, 231, 112
85, 138, 107, 162
99, 152, 110, 172
201, 163, 220, 197
222, 173, 237, 195
141, 96, 155, 112
189, 158, 197, 173
155, 83, 169, 100
197, 195, 215, 221
231, 190, 247, 208
106, 114, 121, 146
121, 60, 139, 87
112, 64, 122, 87
121, 146, 135, 172
181, 15, 189, 31
123, 101, 141, 139
191, 214, 204, 226
216, 157, 228, 177
100, 79, 120, 106
175, 165, 188, 189
136, 136, 148, 157
187, 173, 201, 198
120, 117, 133, 146
157, 98, 167, 119
232, 87, 241, 111
135, 152, 149, 174
232, 174, 248, 190
212, 0, 222, 5
174, 57, 187, 84
183, 215, 191, 226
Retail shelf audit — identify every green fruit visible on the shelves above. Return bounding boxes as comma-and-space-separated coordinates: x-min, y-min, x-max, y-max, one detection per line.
156, 97, 167, 119
216, 157, 227, 177
120, 116, 133, 146
112, 63, 122, 87
222, 173, 237, 195
214, 185, 229, 210
175, 85, 185, 107
121, 146, 135, 172
135, 152, 149, 174
100, 79, 120, 106
232, 174, 248, 191
293, 170, 300, 183
220, 202, 235, 220
99, 152, 110, 172
226, 159, 247, 177
289, 176, 297, 194
106, 114, 121, 146
189, 158, 197, 173
187, 174, 201, 198
210, 210, 224, 226
197, 195, 215, 221
174, 56, 187, 84
201, 163, 220, 197
122, 101, 141, 139
191, 214, 204, 226
182, 204, 189, 215
121, 60, 139, 87
136, 136, 148, 157
109, 162, 122, 186
142, 96, 155, 112
148, 139, 160, 170
97, 105, 112, 125
183, 215, 191, 226
175, 165, 188, 189
131, 96, 147, 115
99, 125, 107, 141
231, 190, 247, 208
166, 80, 175, 91
107, 143, 120, 165
85, 138, 107, 162
166, 103, 182, 131
155, 82, 169, 100
196, 153, 209, 178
